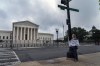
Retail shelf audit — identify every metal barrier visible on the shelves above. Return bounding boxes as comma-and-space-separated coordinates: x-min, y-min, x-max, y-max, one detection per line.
0, 40, 68, 49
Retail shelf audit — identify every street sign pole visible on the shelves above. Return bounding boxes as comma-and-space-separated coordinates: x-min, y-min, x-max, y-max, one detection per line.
66, 0, 72, 40
58, 0, 79, 41
58, 0, 79, 59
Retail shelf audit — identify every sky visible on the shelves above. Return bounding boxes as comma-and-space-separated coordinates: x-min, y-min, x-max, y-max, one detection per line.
0, 0, 99, 39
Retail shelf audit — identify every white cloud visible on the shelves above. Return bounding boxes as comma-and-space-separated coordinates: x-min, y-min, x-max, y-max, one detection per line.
0, 0, 99, 39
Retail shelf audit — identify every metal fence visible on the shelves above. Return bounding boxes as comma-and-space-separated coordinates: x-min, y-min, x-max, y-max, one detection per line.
0, 40, 96, 49
0, 40, 68, 49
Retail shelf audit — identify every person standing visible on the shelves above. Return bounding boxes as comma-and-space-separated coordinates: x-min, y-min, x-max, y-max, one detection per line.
68, 34, 80, 61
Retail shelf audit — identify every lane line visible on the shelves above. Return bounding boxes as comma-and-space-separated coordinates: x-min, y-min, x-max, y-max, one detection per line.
13, 51, 21, 64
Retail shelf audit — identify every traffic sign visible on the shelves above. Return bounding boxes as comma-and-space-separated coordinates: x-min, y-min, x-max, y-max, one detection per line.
58, 5, 79, 12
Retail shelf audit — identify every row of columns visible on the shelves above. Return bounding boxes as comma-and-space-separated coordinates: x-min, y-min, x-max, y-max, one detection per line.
13, 27, 38, 40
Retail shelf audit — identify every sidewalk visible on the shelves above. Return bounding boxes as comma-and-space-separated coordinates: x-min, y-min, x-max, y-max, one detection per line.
15, 52, 100, 66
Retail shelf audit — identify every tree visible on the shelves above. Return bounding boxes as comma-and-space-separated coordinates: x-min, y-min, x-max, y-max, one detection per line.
71, 27, 88, 42
64, 35, 68, 42
86, 26, 97, 41
63, 31, 68, 42
90, 26, 100, 45
65, 27, 88, 42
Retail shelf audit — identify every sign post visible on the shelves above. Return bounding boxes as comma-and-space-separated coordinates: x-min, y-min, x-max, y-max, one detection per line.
58, 0, 79, 40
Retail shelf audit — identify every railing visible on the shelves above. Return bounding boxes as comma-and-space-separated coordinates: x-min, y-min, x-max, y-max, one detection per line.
0, 40, 68, 49
0, 40, 97, 49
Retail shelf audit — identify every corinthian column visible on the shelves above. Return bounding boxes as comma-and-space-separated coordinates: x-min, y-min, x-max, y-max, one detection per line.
31, 28, 32, 40
13, 27, 15, 40
24, 27, 26, 40
17, 27, 19, 40
34, 28, 35, 40
27, 28, 29, 40
20, 27, 22, 40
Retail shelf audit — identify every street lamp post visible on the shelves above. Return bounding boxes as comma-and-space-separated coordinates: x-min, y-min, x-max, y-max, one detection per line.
56, 29, 59, 47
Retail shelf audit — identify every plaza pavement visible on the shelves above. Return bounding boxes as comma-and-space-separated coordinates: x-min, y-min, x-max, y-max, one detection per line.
16, 52, 100, 66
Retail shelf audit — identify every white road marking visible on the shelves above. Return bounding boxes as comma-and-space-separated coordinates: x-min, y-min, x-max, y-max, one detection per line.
0, 48, 21, 66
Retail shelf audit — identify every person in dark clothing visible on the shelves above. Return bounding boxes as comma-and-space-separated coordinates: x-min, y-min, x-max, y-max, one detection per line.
68, 34, 80, 61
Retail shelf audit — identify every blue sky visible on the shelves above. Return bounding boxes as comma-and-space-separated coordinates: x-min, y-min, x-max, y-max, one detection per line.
0, 0, 99, 38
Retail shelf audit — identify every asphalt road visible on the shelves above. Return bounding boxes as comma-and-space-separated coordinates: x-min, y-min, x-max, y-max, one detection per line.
14, 45, 100, 62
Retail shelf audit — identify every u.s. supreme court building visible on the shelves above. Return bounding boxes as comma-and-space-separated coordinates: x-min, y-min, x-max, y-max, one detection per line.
0, 21, 54, 44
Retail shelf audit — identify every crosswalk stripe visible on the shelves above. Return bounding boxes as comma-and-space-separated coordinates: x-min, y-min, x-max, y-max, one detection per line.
0, 48, 20, 66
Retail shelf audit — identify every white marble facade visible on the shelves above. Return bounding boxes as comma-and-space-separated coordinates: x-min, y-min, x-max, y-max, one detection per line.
37, 33, 54, 44
0, 30, 12, 41
13, 21, 39, 44
0, 21, 54, 44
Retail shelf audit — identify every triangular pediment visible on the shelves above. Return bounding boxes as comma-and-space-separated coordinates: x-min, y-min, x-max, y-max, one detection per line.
13, 21, 39, 27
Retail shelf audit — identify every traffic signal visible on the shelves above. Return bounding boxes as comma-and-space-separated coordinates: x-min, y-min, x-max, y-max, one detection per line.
61, 0, 67, 5
61, 0, 71, 5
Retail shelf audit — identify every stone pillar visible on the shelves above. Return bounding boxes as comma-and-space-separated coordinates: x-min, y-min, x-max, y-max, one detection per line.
32, 28, 34, 40
36, 28, 37, 40
17, 27, 19, 40
20, 27, 22, 40
13, 27, 15, 40
24, 27, 26, 40
34, 28, 35, 40
28, 28, 29, 40
31, 28, 32, 40
22, 27, 24, 40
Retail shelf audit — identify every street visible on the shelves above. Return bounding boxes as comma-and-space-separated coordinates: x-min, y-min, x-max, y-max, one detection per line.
14, 45, 100, 62
0, 48, 20, 66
